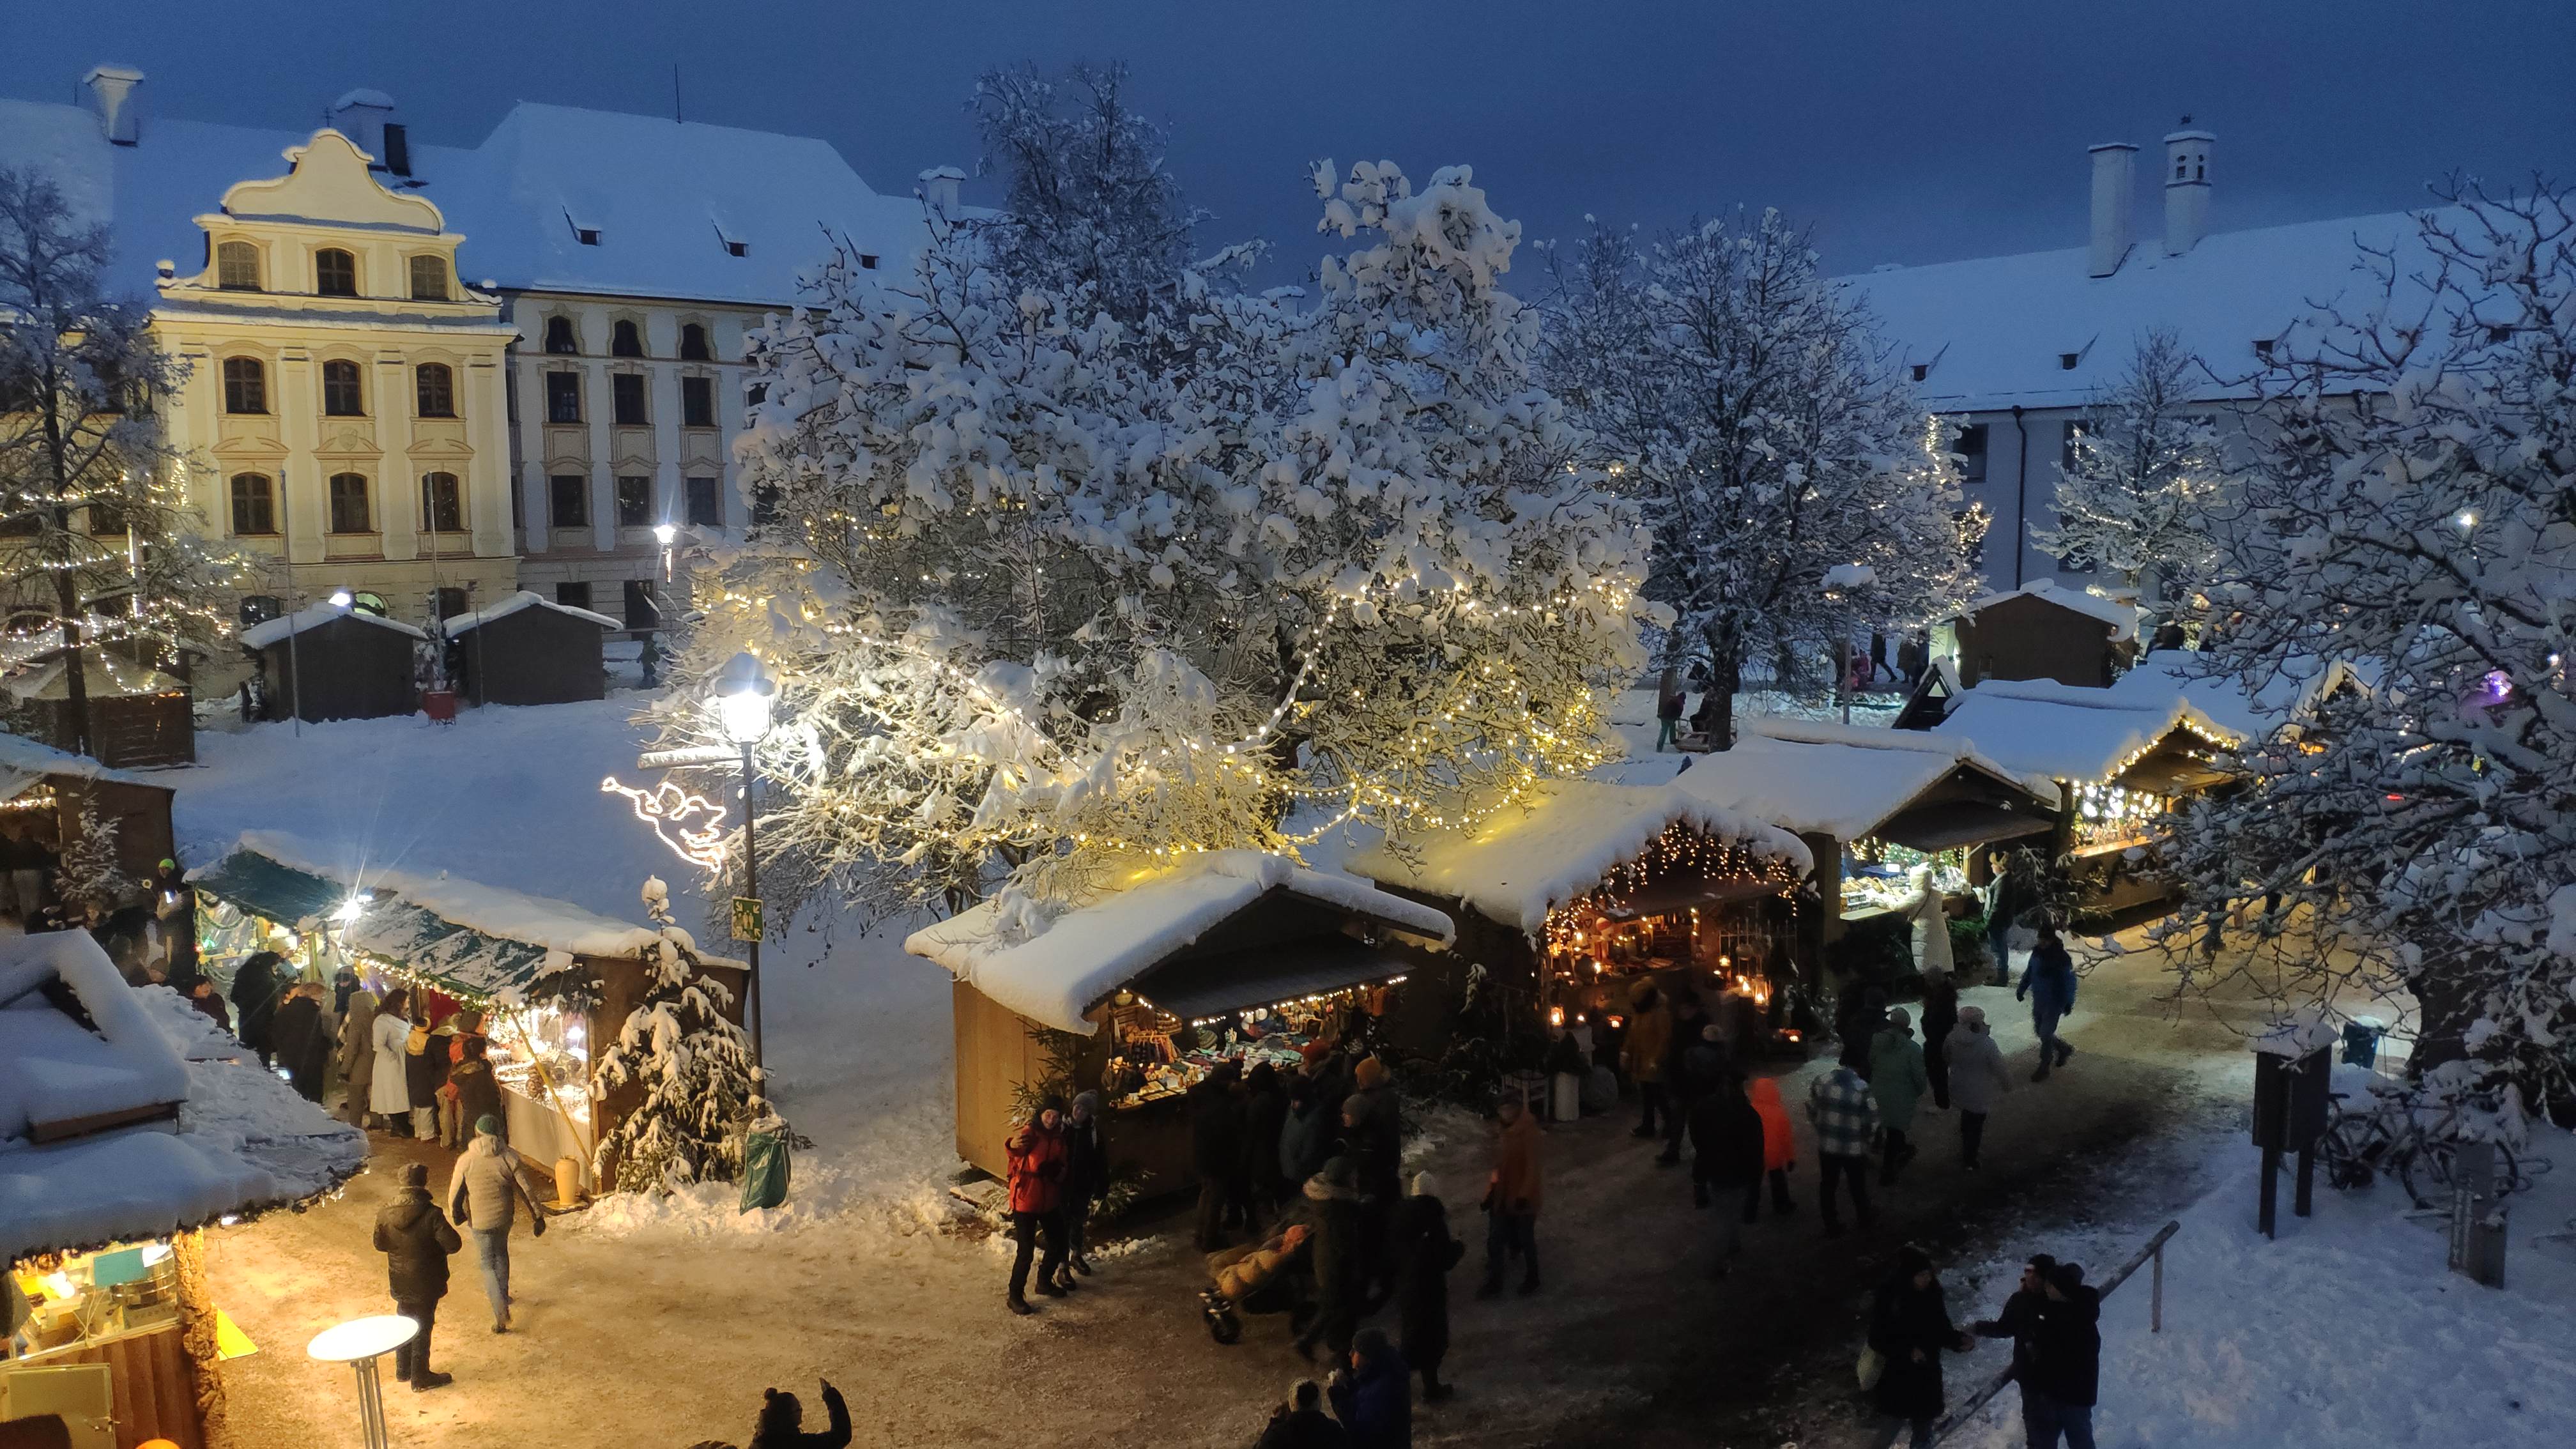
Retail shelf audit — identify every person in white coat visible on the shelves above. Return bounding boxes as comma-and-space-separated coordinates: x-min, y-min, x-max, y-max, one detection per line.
369, 987, 418, 1135
1905, 866, 1954, 978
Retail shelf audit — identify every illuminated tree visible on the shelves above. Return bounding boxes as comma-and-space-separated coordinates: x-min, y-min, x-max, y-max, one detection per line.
590, 877, 759, 1193
2030, 329, 2228, 599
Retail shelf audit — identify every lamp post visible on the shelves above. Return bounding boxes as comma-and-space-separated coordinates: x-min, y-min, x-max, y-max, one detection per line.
653, 522, 677, 582
712, 651, 776, 1072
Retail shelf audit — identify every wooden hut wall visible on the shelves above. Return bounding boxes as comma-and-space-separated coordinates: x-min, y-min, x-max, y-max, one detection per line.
257, 618, 416, 723
21, 689, 195, 767
954, 979, 1051, 1179
1954, 595, 2133, 689
56, 778, 177, 884
458, 608, 607, 707
581, 952, 750, 1186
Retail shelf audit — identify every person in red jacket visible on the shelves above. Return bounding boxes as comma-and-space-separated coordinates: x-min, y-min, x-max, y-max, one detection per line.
1004, 1095, 1071, 1316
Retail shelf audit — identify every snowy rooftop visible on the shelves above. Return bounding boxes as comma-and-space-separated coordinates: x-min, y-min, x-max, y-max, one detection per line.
0, 728, 172, 801
1932, 680, 2244, 784
1956, 579, 2142, 643
440, 589, 622, 635
1, 931, 365, 1262
0, 93, 937, 309
1671, 716, 2058, 841
1842, 207, 2440, 413
905, 851, 1453, 1036
1349, 780, 1812, 936
238, 603, 429, 651
2087, 653, 2373, 743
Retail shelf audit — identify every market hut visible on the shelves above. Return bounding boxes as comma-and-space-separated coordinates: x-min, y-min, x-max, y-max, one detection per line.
905, 851, 1454, 1188
0, 731, 178, 895
186, 832, 746, 1195
441, 591, 620, 708
1350, 780, 1813, 1057
1, 930, 367, 1449
238, 605, 425, 723
1942, 581, 2141, 689
4, 652, 195, 767
1670, 717, 2061, 978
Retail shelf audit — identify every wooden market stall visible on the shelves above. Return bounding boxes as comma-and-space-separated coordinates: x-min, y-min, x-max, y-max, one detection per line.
4, 653, 194, 768
0, 732, 177, 901
185, 832, 746, 1195
1350, 780, 1814, 1059
905, 851, 1454, 1190
2, 930, 367, 1449
1671, 716, 2061, 980
238, 605, 425, 724
1942, 581, 2141, 689
441, 592, 619, 708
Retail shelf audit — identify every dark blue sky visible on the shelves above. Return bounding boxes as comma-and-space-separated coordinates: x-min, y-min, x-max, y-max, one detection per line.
8, 0, 2570, 277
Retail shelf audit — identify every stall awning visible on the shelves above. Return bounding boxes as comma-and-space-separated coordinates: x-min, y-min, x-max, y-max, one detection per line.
1593, 876, 1791, 923
190, 849, 349, 927
1874, 802, 2058, 854
191, 845, 574, 1002
1122, 937, 1414, 1025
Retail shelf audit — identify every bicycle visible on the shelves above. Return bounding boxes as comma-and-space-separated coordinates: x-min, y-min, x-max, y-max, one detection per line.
2311, 1080, 2538, 1209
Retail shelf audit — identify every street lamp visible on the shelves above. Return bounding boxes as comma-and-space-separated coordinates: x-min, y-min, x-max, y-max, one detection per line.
712, 651, 776, 1071
653, 523, 678, 583
328, 588, 354, 610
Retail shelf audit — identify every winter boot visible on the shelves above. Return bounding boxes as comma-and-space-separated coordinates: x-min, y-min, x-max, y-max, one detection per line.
2055, 1041, 2075, 1068
2031, 1061, 2051, 1083
1007, 1295, 1036, 1316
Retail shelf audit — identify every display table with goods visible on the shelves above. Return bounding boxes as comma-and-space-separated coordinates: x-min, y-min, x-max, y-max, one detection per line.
907, 851, 1455, 1190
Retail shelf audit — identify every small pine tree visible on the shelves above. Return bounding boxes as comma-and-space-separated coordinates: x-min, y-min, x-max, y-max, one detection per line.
2030, 330, 2228, 601
590, 877, 759, 1194
54, 801, 128, 916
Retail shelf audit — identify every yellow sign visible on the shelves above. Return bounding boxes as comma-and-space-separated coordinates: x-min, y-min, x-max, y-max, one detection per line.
731, 896, 763, 943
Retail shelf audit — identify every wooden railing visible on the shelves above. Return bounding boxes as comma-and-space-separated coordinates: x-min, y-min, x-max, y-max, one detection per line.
1929, 1218, 2180, 1443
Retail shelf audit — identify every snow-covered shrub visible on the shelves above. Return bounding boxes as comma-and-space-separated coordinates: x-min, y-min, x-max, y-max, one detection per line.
2030, 329, 2230, 601
591, 877, 758, 1193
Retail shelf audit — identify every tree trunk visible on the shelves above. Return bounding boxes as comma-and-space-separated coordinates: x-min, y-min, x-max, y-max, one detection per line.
1701, 621, 1742, 752
2405, 957, 2490, 1083
50, 514, 91, 758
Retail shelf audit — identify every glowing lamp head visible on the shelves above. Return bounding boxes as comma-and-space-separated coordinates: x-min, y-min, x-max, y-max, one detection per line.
712, 651, 777, 744
327, 588, 353, 610
652, 523, 678, 546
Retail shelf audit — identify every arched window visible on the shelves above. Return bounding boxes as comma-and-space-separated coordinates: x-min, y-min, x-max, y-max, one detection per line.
315, 248, 358, 297
543, 317, 578, 354
216, 241, 262, 291
415, 362, 456, 418
222, 357, 266, 415
611, 319, 645, 357
408, 255, 448, 301
349, 590, 390, 617
421, 472, 464, 532
327, 472, 372, 533
228, 473, 275, 535
679, 323, 711, 361
322, 360, 365, 416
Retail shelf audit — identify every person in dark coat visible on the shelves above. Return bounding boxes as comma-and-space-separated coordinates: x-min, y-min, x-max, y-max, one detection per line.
1687, 1073, 1765, 1275
1340, 1057, 1401, 1292
268, 981, 332, 1102
2032, 1262, 2101, 1448
1280, 1078, 1333, 1190
1326, 1327, 1413, 1449
1244, 1062, 1292, 1220
229, 950, 287, 1067
1059, 1090, 1107, 1281
1970, 1254, 2058, 1445
1293, 1156, 1366, 1364
1192, 1061, 1249, 1251
2018, 926, 2080, 1082
1657, 996, 1717, 1165
187, 977, 231, 1032
1837, 983, 1888, 1078
371, 1162, 460, 1390
447, 1036, 504, 1142
747, 1381, 851, 1449
1866, 1245, 1974, 1448
1919, 967, 1960, 1111
1384, 1173, 1462, 1401
1257, 1379, 1351, 1449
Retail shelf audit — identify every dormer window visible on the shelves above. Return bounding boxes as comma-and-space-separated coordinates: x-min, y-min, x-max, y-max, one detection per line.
2487, 325, 2513, 345
2058, 352, 2080, 371
1910, 363, 1928, 383
2253, 339, 2276, 362
567, 213, 601, 246
859, 254, 880, 270
315, 248, 358, 297
217, 241, 261, 291
544, 316, 578, 355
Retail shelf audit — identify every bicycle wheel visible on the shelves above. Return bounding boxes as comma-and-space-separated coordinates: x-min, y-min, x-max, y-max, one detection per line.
2397, 1142, 2449, 1209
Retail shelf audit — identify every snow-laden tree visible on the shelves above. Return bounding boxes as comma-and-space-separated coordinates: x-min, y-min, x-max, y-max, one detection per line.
2030, 329, 2229, 600
657, 158, 1651, 921
590, 876, 758, 1193
2163, 181, 2576, 1104
1543, 210, 1984, 746
0, 167, 250, 755
52, 800, 128, 917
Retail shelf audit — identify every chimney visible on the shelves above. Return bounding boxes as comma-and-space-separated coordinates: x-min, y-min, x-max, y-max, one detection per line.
917, 165, 965, 216
2163, 119, 2214, 256
2087, 142, 2136, 278
329, 89, 397, 167
82, 65, 144, 146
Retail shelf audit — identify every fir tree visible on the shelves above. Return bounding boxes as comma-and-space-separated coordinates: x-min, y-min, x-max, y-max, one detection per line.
591, 877, 760, 1193
2030, 329, 2229, 601
52, 800, 128, 916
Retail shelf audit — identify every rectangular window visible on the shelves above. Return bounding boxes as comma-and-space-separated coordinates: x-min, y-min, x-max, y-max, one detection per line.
616, 475, 652, 528
434, 586, 469, 620
612, 373, 648, 426
681, 376, 716, 429
421, 472, 464, 532
328, 473, 372, 534
89, 501, 129, 535
2060, 420, 2089, 474
549, 474, 589, 528
1956, 423, 1988, 484
622, 579, 659, 629
685, 475, 721, 528
322, 361, 365, 417
545, 371, 581, 424
408, 254, 447, 302
555, 582, 594, 611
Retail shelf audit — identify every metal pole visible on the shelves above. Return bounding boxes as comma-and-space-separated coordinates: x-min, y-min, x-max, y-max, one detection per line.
2151, 1241, 2164, 1333
353, 1356, 387, 1449
742, 738, 763, 1073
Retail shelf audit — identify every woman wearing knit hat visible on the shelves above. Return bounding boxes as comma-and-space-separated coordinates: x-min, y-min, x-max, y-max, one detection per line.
447, 1114, 548, 1332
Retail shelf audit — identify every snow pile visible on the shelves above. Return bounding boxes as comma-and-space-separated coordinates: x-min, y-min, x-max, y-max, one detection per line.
1348, 779, 1811, 935
0, 931, 189, 1141
229, 828, 684, 962
238, 602, 428, 650
906, 850, 1453, 1036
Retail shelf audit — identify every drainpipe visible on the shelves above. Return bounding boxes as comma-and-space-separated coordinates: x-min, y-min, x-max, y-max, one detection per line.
2009, 404, 2030, 589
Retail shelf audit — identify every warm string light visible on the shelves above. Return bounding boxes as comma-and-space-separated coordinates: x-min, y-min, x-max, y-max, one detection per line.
599, 777, 733, 871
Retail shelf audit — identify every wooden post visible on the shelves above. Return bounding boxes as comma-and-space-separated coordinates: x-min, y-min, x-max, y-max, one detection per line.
2294, 1143, 2315, 1218
2257, 1142, 2280, 1238
2150, 1241, 2164, 1333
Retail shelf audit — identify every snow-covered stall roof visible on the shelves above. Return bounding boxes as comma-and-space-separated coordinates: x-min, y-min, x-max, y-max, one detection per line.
904, 851, 1454, 1036
2096, 654, 2374, 743
1955, 580, 2141, 643
1933, 681, 2244, 785
0, 729, 172, 805
238, 603, 429, 652
1672, 716, 2059, 841
1, 931, 365, 1262
1841, 207, 2441, 413
439, 589, 622, 635
1349, 780, 1813, 937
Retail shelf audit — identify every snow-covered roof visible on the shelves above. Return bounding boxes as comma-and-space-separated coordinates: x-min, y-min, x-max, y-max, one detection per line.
440, 589, 622, 635
1349, 780, 1813, 937
0, 93, 937, 310
904, 851, 1454, 1036
0, 729, 172, 799
1956, 580, 2142, 643
1, 932, 365, 1262
1672, 716, 2058, 840
238, 603, 429, 651
1932, 680, 2243, 783
2097, 653, 2373, 742
3, 654, 188, 703
1843, 208, 2441, 413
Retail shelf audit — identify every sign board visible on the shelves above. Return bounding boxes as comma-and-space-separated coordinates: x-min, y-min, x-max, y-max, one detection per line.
2448, 1139, 2506, 1287
2251, 1046, 2331, 1152
731, 896, 764, 943
638, 744, 739, 770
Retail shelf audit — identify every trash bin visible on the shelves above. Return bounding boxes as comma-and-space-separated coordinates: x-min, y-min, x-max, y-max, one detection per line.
739, 1111, 792, 1213
2342, 1017, 2386, 1070
1550, 1071, 1583, 1123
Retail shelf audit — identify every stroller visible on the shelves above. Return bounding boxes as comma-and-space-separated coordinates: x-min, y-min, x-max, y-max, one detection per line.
1198, 1223, 1314, 1344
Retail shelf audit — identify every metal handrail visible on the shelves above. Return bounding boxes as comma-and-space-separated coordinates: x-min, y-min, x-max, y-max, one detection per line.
1929, 1218, 2179, 1443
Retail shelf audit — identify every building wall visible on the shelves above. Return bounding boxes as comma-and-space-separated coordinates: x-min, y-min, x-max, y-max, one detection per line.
1951, 407, 2090, 595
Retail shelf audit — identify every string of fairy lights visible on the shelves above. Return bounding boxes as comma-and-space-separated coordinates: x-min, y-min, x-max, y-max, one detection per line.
1537, 822, 1806, 958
